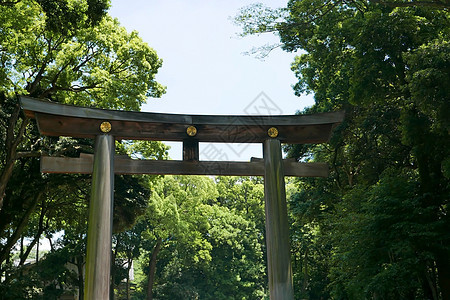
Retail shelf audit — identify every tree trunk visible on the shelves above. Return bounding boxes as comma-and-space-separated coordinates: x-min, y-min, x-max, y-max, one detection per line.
424, 267, 438, 300
111, 238, 119, 300
20, 205, 46, 265
20, 235, 24, 261
126, 257, 132, 300
409, 111, 449, 299
0, 190, 44, 265
47, 236, 54, 252
35, 236, 39, 264
436, 252, 450, 300
0, 102, 29, 211
302, 248, 309, 293
146, 238, 162, 300
76, 257, 85, 300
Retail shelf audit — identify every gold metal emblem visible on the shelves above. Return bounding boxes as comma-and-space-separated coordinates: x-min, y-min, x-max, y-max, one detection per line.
268, 127, 278, 138
186, 126, 197, 137
100, 121, 112, 133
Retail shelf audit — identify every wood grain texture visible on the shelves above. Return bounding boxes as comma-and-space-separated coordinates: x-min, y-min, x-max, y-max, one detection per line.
84, 135, 114, 300
183, 140, 199, 161
263, 138, 294, 300
41, 155, 329, 177
21, 96, 344, 144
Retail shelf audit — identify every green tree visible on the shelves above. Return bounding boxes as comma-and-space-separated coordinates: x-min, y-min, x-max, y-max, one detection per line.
112, 221, 147, 300
235, 1, 449, 298
136, 175, 217, 300
0, 0, 165, 269
0, 1, 167, 298
125, 176, 268, 300
202, 176, 266, 300
0, 0, 165, 215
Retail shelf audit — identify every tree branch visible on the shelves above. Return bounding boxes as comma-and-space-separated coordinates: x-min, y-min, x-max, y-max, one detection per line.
19, 202, 47, 265
370, 0, 450, 9
0, 102, 29, 211
16, 151, 42, 159
0, 190, 44, 265
72, 49, 100, 73
41, 82, 103, 98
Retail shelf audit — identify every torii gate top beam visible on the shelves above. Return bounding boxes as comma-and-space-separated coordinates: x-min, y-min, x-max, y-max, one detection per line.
20, 96, 344, 144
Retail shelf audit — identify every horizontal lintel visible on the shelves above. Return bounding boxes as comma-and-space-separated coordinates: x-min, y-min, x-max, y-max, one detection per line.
41, 155, 329, 177
20, 96, 344, 144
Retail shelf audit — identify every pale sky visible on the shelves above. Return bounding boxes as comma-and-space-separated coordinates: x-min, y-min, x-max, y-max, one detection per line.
109, 0, 314, 160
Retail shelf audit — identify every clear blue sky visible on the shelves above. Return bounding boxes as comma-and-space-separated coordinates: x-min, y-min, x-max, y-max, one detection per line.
109, 0, 314, 160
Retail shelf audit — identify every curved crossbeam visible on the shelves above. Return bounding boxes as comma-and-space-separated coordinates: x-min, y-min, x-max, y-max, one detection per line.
20, 96, 344, 144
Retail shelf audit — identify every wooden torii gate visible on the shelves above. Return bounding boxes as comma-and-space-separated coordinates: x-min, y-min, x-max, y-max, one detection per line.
20, 96, 344, 300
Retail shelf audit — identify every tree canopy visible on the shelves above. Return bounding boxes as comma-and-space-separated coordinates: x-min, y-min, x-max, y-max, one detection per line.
0, 1, 167, 298
235, 0, 449, 299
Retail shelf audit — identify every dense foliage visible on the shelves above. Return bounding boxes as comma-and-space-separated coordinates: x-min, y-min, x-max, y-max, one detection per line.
236, 0, 449, 299
0, 1, 167, 299
1, 0, 449, 299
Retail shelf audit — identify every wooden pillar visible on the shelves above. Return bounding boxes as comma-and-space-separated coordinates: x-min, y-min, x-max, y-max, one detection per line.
84, 134, 115, 299
263, 139, 294, 300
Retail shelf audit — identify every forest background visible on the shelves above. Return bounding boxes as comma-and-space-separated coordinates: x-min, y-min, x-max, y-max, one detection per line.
0, 0, 449, 299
